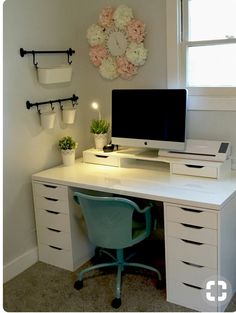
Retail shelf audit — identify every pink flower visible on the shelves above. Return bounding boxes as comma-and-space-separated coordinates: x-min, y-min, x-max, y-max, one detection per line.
89, 45, 107, 67
116, 56, 138, 79
126, 19, 146, 43
98, 7, 114, 28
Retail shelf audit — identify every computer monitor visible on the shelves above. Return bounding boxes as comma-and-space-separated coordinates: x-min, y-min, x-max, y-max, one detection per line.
111, 89, 187, 151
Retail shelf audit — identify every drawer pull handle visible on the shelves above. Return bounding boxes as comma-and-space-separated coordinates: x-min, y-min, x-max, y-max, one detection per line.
44, 197, 58, 202
181, 223, 203, 229
182, 282, 202, 290
49, 245, 62, 250
181, 239, 203, 245
43, 184, 57, 189
47, 227, 61, 233
181, 207, 203, 213
95, 154, 109, 158
45, 209, 59, 215
182, 261, 204, 268
185, 164, 204, 169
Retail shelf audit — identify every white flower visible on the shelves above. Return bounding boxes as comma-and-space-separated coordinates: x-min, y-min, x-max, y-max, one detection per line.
99, 57, 119, 80
113, 5, 133, 30
86, 24, 106, 46
126, 42, 148, 66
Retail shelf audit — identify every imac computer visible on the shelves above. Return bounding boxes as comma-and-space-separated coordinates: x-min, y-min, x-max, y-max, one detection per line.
111, 89, 187, 151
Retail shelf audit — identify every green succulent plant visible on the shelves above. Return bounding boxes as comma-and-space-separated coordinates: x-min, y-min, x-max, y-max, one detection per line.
90, 119, 110, 134
58, 136, 78, 150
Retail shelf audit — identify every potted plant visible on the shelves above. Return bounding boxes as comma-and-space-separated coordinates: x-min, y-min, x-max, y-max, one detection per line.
58, 136, 78, 166
90, 119, 110, 150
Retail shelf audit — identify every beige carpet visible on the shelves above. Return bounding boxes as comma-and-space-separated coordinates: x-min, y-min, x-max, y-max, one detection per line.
3, 240, 236, 312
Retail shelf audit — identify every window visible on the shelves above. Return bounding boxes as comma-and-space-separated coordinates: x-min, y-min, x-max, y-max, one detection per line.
181, 0, 236, 95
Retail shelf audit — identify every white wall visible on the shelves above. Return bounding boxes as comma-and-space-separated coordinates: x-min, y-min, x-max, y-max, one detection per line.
3, 0, 167, 280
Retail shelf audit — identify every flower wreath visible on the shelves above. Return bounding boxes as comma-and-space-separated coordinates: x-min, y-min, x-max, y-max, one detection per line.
86, 5, 148, 80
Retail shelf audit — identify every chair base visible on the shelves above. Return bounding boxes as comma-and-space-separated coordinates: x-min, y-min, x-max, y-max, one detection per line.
74, 248, 162, 308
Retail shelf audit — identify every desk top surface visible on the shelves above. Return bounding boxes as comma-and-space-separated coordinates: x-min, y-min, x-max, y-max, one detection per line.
32, 158, 236, 210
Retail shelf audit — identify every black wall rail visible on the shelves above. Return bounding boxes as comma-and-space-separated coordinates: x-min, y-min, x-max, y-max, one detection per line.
20, 48, 75, 68
26, 94, 79, 113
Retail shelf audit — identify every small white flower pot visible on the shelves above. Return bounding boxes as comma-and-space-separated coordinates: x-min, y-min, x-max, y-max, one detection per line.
61, 149, 75, 166
62, 108, 76, 124
94, 133, 108, 150
40, 111, 56, 129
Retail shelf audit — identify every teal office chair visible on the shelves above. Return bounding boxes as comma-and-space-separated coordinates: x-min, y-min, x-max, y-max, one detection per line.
73, 191, 162, 309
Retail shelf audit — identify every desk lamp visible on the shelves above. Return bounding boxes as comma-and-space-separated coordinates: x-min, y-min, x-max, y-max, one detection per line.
91, 102, 101, 120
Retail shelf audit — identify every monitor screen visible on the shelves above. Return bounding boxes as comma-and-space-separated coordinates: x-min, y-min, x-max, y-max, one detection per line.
111, 89, 187, 151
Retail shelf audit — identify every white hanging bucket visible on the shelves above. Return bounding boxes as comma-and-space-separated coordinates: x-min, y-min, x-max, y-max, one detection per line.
40, 111, 56, 129
62, 108, 76, 124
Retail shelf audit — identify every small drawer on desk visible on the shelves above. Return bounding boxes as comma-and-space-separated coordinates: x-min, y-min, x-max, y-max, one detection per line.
165, 204, 218, 229
83, 150, 120, 167
35, 209, 70, 232
166, 221, 217, 245
37, 226, 72, 250
171, 163, 217, 178
33, 182, 68, 199
34, 195, 69, 214
167, 237, 217, 268
38, 243, 73, 271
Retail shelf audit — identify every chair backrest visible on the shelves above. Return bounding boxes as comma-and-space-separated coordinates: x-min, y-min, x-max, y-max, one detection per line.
73, 192, 143, 249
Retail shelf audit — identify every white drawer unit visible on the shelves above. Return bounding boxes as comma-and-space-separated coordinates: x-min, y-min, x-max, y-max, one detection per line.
32, 181, 94, 271
164, 202, 220, 312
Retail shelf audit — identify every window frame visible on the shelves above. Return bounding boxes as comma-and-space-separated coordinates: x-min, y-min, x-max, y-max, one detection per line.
166, 0, 236, 110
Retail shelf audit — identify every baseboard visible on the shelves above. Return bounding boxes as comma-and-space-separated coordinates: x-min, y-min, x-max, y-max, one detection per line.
3, 247, 38, 283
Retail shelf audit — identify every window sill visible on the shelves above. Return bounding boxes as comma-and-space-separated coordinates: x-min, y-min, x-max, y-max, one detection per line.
188, 96, 236, 111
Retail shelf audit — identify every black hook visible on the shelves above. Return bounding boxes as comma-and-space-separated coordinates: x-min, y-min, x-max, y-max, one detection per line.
50, 101, 55, 111
36, 104, 41, 114
32, 51, 38, 68
59, 100, 63, 111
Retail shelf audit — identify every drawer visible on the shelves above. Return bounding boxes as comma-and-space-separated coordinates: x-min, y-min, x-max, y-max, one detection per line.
165, 204, 218, 229
167, 258, 216, 288
33, 182, 68, 199
167, 279, 217, 312
38, 243, 73, 271
166, 221, 217, 245
171, 162, 218, 178
37, 226, 72, 250
35, 209, 70, 232
167, 237, 217, 268
34, 195, 69, 214
83, 150, 120, 167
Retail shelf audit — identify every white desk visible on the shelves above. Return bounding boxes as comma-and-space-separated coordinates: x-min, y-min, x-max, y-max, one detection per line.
32, 158, 236, 312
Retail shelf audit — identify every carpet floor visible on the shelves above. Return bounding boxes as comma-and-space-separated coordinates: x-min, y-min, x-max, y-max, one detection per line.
3, 241, 236, 312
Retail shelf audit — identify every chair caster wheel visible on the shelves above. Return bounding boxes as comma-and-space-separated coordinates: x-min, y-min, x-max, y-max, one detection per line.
156, 279, 165, 289
111, 298, 121, 309
74, 280, 83, 290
